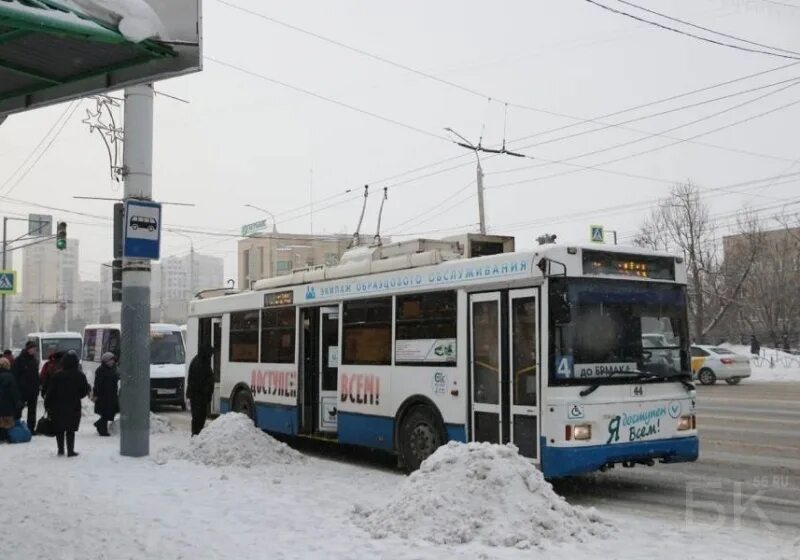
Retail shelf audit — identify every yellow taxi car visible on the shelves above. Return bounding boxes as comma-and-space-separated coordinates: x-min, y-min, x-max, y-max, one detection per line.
691, 345, 752, 385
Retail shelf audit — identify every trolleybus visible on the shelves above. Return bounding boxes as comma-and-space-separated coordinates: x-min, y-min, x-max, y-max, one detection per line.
185, 240, 698, 477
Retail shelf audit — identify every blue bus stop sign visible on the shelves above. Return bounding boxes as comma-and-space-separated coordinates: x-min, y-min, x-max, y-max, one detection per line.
123, 200, 161, 260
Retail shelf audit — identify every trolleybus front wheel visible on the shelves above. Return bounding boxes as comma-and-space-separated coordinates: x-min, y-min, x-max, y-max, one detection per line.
399, 405, 445, 472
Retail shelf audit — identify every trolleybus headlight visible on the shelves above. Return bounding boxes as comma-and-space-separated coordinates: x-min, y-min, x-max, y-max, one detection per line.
677, 415, 695, 431
572, 424, 592, 440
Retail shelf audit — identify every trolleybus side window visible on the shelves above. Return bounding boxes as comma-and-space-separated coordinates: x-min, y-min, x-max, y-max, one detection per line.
512, 297, 537, 406
343, 297, 392, 365
261, 308, 296, 364
229, 310, 260, 362
395, 291, 457, 366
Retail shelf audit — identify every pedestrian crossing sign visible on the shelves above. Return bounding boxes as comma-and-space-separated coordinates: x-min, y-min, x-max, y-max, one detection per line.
0, 270, 17, 295
590, 225, 605, 243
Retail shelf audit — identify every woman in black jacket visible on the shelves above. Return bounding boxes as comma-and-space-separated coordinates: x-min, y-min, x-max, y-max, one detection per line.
45, 351, 90, 457
92, 352, 119, 436
0, 357, 22, 441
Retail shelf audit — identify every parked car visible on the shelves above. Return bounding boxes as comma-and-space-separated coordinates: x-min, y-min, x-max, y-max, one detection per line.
690, 345, 751, 385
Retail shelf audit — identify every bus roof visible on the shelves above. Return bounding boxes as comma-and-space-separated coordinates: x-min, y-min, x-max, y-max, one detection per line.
82, 323, 183, 332
189, 242, 685, 316
27, 332, 82, 338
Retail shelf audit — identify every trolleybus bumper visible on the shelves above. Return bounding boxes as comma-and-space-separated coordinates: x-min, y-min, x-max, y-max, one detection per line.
541, 436, 699, 479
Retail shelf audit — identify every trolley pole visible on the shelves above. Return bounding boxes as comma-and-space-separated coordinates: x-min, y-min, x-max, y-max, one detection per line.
120, 83, 154, 457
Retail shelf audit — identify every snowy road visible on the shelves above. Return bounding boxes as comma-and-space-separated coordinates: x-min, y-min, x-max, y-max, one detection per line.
161, 382, 800, 533
556, 381, 800, 533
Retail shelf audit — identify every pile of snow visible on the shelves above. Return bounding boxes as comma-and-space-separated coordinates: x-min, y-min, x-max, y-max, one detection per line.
168, 412, 304, 468
720, 344, 799, 382
106, 412, 174, 435
354, 442, 609, 548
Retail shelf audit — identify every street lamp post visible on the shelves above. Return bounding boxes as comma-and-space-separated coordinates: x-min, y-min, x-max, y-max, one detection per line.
244, 204, 278, 234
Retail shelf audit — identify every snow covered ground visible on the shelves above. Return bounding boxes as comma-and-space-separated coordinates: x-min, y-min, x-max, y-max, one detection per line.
720, 344, 800, 382
1, 412, 796, 560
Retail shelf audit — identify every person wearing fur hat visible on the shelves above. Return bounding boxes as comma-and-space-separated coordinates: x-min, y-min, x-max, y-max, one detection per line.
92, 352, 119, 437
45, 351, 90, 457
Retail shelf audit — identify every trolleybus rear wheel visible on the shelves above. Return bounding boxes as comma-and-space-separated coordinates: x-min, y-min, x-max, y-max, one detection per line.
232, 388, 256, 422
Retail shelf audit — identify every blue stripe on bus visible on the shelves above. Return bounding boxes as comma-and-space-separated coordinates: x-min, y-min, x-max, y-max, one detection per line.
540, 436, 699, 479
218, 399, 298, 436
338, 411, 394, 451
446, 424, 467, 443
338, 412, 468, 452
254, 402, 299, 436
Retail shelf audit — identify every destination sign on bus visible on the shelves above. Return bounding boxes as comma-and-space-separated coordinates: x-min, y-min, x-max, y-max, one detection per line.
582, 250, 674, 280
264, 291, 294, 307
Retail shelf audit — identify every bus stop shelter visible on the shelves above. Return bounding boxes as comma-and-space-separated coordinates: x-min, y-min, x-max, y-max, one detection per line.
0, 0, 178, 116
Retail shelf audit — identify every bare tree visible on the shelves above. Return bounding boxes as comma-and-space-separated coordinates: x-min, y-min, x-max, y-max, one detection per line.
634, 182, 759, 343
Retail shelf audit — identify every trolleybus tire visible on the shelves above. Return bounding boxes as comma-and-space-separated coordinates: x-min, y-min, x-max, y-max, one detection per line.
399, 405, 445, 473
725, 377, 741, 385
232, 388, 256, 422
698, 368, 716, 385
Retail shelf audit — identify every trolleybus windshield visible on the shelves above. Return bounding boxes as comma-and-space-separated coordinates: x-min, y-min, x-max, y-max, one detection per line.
549, 278, 689, 384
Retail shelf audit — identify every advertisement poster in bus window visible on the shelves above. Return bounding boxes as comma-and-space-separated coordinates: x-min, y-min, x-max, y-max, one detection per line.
396, 339, 456, 363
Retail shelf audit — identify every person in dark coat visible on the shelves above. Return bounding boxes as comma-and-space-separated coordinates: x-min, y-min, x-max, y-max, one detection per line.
750, 335, 761, 357
186, 345, 214, 436
0, 357, 22, 441
92, 352, 119, 437
13, 340, 40, 431
44, 351, 90, 457
40, 351, 64, 399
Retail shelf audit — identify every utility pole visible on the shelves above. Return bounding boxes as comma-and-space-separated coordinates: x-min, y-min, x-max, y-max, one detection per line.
476, 158, 486, 235
120, 83, 154, 458
1, 217, 7, 347
445, 128, 487, 235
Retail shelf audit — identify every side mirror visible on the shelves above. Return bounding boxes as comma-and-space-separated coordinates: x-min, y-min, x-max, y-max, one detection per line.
550, 283, 572, 325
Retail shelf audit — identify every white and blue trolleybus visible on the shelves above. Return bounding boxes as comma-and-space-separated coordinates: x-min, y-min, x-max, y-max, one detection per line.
185, 239, 698, 477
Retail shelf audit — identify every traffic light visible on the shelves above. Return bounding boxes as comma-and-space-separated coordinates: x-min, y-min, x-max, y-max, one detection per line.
111, 259, 122, 302
56, 221, 67, 250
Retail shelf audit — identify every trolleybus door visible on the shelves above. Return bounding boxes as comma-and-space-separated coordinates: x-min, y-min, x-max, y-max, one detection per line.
469, 292, 503, 444
211, 317, 222, 415
318, 306, 340, 432
508, 289, 540, 460
198, 316, 223, 415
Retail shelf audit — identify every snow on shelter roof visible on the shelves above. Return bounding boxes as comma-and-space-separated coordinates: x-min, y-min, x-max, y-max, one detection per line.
0, 0, 175, 113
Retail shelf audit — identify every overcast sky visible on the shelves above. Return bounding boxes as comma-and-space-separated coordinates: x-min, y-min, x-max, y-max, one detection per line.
2, 0, 800, 283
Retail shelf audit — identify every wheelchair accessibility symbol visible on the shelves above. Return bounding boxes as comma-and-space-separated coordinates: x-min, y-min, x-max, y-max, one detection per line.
568, 403, 585, 420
